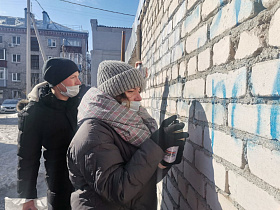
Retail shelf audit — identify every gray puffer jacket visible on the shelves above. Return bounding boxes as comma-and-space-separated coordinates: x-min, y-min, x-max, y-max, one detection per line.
67, 118, 166, 210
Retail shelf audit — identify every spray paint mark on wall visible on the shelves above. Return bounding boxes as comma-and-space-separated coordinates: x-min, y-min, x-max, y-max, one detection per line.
234, 0, 241, 25
211, 79, 226, 148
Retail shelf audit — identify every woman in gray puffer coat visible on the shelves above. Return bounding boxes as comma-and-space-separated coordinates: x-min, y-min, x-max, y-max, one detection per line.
67, 60, 188, 210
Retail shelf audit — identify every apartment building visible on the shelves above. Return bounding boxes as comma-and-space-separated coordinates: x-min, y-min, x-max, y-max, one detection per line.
0, 9, 88, 103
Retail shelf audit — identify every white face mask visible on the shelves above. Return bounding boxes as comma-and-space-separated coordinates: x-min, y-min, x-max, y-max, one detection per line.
122, 101, 141, 112
59, 83, 80, 98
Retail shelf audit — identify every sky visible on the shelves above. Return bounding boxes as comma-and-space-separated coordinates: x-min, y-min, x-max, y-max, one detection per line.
0, 0, 140, 51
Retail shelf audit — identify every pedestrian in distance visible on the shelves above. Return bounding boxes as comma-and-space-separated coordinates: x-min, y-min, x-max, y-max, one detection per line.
17, 58, 85, 210
67, 60, 189, 209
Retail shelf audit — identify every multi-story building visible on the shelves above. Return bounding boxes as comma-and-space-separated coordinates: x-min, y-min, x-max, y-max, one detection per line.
90, 19, 131, 87
0, 9, 89, 103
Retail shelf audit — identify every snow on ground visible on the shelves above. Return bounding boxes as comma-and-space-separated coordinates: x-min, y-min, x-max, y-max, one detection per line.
0, 113, 47, 210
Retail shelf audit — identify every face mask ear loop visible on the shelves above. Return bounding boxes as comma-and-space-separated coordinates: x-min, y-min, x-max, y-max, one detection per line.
56, 84, 64, 93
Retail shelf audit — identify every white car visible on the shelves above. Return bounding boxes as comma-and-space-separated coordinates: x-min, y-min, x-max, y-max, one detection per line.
0, 99, 19, 113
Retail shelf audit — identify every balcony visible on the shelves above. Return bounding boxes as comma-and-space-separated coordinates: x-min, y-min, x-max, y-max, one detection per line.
0, 80, 6, 87
0, 60, 7, 68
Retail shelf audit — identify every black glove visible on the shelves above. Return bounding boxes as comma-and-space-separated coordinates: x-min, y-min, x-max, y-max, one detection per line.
150, 115, 189, 152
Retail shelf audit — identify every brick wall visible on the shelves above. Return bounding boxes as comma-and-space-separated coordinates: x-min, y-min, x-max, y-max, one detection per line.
139, 0, 280, 209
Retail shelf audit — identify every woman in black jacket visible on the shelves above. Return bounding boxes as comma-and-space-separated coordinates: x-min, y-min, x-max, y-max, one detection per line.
17, 58, 83, 210
67, 60, 188, 209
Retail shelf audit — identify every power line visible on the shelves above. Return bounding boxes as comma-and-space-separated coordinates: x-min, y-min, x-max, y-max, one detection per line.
59, 0, 135, 17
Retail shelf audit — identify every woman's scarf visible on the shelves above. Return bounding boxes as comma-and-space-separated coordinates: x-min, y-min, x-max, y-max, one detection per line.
78, 87, 158, 147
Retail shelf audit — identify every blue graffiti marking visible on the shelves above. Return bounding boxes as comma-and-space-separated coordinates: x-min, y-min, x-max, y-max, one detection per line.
270, 106, 280, 140
210, 8, 222, 39
256, 105, 262, 135
270, 62, 280, 140
230, 69, 246, 136
235, 0, 241, 25
211, 79, 226, 149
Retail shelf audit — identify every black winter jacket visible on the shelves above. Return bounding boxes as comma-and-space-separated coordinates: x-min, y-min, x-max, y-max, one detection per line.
17, 85, 81, 204
67, 118, 168, 210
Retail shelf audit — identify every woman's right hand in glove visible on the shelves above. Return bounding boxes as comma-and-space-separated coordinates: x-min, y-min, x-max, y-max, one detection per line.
150, 115, 189, 151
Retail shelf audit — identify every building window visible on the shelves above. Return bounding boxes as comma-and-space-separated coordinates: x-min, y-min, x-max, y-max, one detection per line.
31, 55, 39, 69
31, 37, 39, 51
63, 38, 81, 47
48, 39, 56, 47
12, 54, 21, 63
12, 36, 20, 45
31, 73, 39, 87
0, 36, 2, 43
12, 73, 20, 81
0, 90, 3, 99
0, 68, 5, 79
12, 90, 21, 99
0, 49, 5, 60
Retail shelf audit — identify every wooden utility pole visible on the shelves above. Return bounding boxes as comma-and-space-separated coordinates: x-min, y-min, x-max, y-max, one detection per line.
121, 31, 125, 61
31, 13, 47, 62
26, 0, 31, 95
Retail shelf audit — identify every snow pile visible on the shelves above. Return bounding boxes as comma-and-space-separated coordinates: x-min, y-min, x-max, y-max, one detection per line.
0, 113, 47, 210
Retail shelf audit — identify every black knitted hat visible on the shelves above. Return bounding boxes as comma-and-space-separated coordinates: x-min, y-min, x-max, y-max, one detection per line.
43, 58, 80, 87
97, 60, 145, 97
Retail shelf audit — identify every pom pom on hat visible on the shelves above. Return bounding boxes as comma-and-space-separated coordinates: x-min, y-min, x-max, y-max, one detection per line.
43, 58, 80, 87
97, 60, 145, 97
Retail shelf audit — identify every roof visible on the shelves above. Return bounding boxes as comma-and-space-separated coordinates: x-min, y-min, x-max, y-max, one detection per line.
0, 15, 88, 34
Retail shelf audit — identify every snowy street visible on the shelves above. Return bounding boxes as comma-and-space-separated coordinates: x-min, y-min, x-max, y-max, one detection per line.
0, 113, 46, 210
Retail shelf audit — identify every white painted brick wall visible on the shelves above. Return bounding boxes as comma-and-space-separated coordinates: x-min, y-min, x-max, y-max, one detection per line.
212, 160, 226, 190
187, 0, 199, 10
206, 67, 247, 98
181, 4, 201, 37
235, 31, 261, 59
169, 83, 182, 98
228, 103, 279, 139
262, 0, 279, 8
229, 171, 280, 210
169, 0, 178, 16
184, 161, 205, 197
195, 150, 213, 180
187, 56, 197, 76
187, 185, 198, 209
251, 59, 280, 97
210, 0, 256, 39
195, 102, 225, 126
166, 99, 177, 113
171, 64, 179, 80
166, 178, 179, 204
198, 48, 211, 72
171, 41, 185, 62
213, 36, 232, 65
206, 129, 243, 168
206, 184, 224, 210
169, 27, 180, 49
202, 0, 226, 20
218, 194, 238, 210
183, 78, 205, 98
173, 1, 186, 27
179, 60, 186, 77
177, 100, 190, 117
186, 24, 208, 53
247, 142, 280, 189
188, 123, 203, 146
183, 140, 194, 163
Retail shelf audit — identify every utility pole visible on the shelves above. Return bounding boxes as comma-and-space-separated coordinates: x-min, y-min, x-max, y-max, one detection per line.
26, 0, 31, 95
31, 13, 47, 62
62, 38, 65, 58
121, 31, 125, 62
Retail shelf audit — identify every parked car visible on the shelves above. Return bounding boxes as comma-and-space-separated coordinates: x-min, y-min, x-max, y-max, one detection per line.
0, 99, 19, 113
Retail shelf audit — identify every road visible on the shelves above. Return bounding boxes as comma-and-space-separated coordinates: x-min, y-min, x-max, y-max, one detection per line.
0, 113, 47, 210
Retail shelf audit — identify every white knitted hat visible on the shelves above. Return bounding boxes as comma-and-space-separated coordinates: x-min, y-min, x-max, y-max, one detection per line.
97, 60, 145, 97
